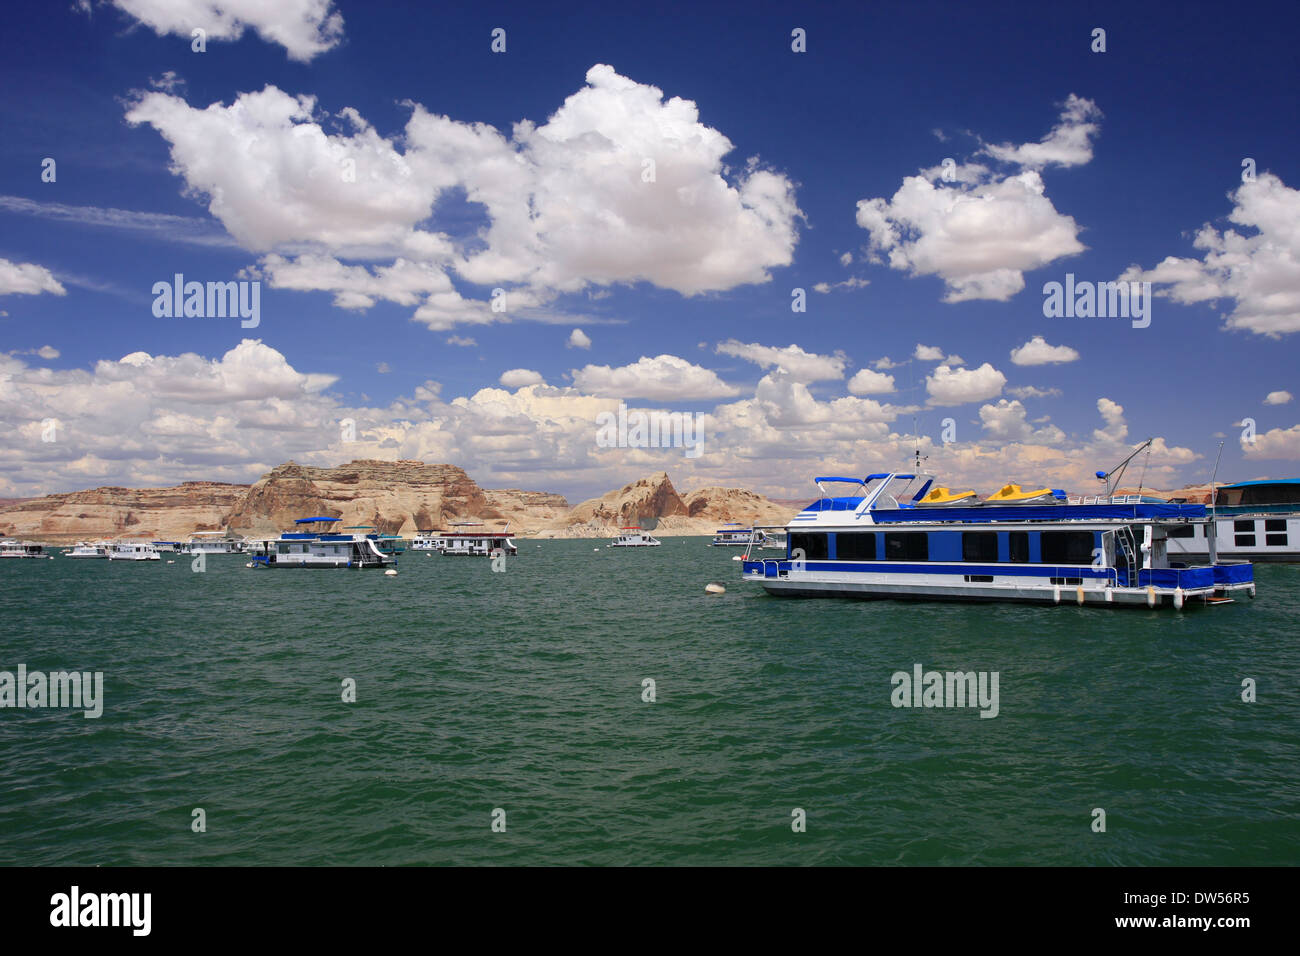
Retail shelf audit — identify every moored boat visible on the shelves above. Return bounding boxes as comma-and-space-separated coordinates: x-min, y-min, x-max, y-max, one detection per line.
710, 524, 768, 546
608, 528, 661, 547
67, 541, 110, 559
107, 541, 161, 561
742, 470, 1254, 608
0, 539, 46, 558
179, 532, 246, 554
247, 517, 391, 568
438, 529, 518, 556
1166, 479, 1300, 563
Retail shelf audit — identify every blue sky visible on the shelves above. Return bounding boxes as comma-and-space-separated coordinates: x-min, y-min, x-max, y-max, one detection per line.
1, 0, 1297, 501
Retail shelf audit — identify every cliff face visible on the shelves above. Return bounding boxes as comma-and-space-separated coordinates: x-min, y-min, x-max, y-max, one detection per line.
0, 462, 797, 542
540, 472, 797, 538
566, 472, 688, 526
0, 482, 248, 543
227, 460, 520, 536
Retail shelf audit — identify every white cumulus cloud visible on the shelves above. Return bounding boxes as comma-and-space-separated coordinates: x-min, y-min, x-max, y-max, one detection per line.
855, 97, 1098, 302
715, 340, 846, 382
0, 259, 66, 297
570, 354, 740, 401
1120, 173, 1300, 337
111, 0, 344, 61
1010, 335, 1080, 365
926, 363, 1006, 406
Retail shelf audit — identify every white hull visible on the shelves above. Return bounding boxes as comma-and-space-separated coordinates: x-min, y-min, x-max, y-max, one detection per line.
749, 568, 1252, 607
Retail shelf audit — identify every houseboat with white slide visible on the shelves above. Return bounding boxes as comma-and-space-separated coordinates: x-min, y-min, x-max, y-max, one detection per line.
247, 517, 392, 568
608, 528, 661, 547
741, 469, 1255, 609
1165, 479, 1300, 563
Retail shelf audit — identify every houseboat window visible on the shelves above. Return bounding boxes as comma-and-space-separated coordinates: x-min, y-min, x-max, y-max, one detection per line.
1167, 525, 1195, 538
1007, 532, 1029, 563
1040, 531, 1094, 564
1264, 519, 1288, 546
1235, 532, 1256, 547
789, 533, 828, 560
883, 532, 928, 561
1267, 533, 1287, 546
964, 574, 993, 583
836, 533, 876, 561
1234, 519, 1256, 533
962, 532, 998, 562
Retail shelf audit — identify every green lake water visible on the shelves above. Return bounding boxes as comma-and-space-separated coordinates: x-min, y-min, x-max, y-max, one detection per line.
1, 541, 1297, 865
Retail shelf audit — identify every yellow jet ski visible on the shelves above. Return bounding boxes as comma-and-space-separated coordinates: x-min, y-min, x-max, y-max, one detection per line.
917, 486, 978, 506
983, 483, 1057, 505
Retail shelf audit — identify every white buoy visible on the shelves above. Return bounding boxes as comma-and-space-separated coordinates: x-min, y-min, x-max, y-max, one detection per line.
1105, 588, 1113, 603
1053, 585, 1061, 604
245, 562, 253, 568
1174, 587, 1184, 609
732, 555, 742, 561
705, 582, 726, 594
384, 569, 398, 576
166, 560, 175, 564
1147, 586, 1157, 608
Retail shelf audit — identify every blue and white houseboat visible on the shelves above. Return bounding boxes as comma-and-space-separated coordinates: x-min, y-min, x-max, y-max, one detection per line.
741, 472, 1255, 609
248, 518, 392, 569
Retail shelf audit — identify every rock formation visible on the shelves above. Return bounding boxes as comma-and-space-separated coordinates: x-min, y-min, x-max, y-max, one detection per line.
0, 461, 799, 542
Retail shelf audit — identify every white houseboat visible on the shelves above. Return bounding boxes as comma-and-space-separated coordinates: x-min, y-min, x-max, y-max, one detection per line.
108, 541, 161, 561
179, 532, 246, 554
1166, 479, 1300, 563
439, 530, 518, 557
741, 471, 1254, 609
710, 524, 768, 547
410, 530, 445, 551
608, 528, 661, 547
0, 539, 46, 558
66, 541, 110, 559
248, 517, 392, 569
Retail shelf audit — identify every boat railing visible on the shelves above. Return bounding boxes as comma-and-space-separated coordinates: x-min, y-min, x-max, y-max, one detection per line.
1067, 494, 1149, 505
